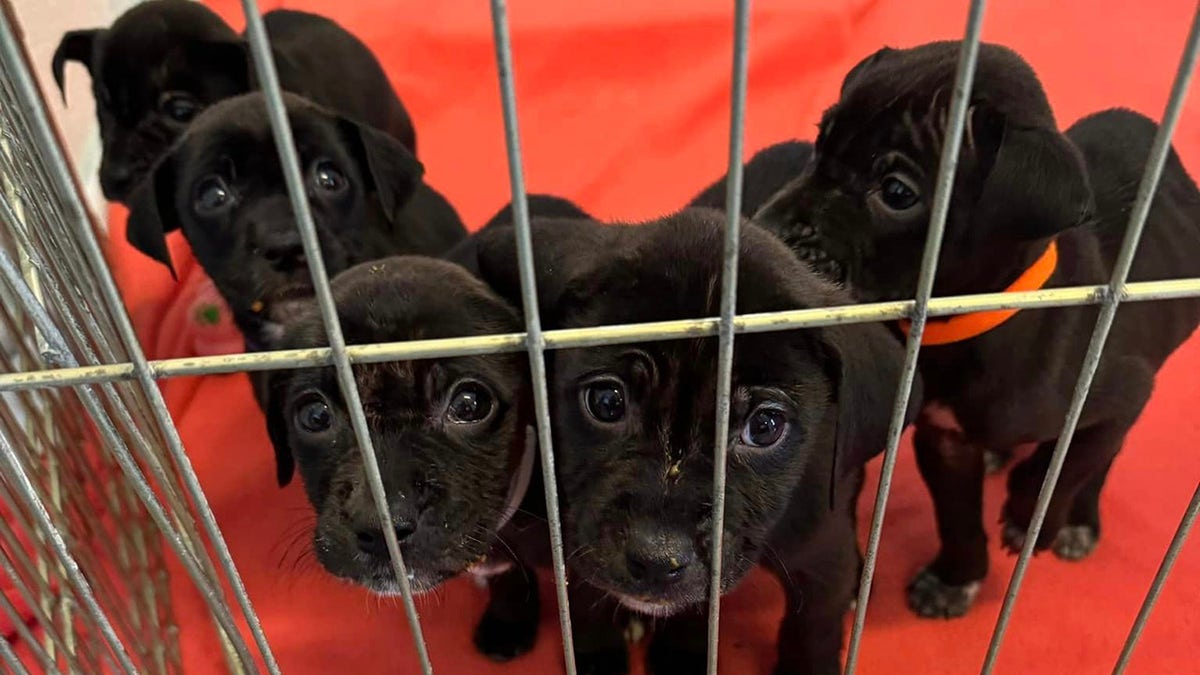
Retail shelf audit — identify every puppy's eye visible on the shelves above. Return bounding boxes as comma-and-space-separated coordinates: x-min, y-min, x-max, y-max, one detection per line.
740, 406, 788, 448
295, 399, 333, 434
880, 174, 920, 211
446, 381, 494, 424
160, 93, 200, 123
583, 380, 626, 424
312, 161, 347, 193
194, 176, 234, 215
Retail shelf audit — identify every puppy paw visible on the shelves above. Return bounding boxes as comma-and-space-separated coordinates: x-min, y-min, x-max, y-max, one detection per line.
576, 648, 630, 675
906, 567, 981, 619
1052, 524, 1099, 561
473, 611, 537, 663
645, 641, 706, 675
983, 448, 1012, 474
1001, 520, 1028, 553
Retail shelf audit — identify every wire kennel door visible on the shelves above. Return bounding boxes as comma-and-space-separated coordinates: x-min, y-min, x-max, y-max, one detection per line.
0, 0, 1198, 673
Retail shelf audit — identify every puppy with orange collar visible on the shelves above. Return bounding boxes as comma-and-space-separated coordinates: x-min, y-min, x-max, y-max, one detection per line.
751, 41, 1200, 618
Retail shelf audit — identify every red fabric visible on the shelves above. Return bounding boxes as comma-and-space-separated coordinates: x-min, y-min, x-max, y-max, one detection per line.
29, 0, 1200, 672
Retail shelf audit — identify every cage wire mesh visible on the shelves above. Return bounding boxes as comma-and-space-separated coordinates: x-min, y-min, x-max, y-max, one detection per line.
0, 0, 1197, 673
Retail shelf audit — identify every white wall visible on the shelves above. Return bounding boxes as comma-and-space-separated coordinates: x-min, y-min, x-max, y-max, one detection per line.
9, 0, 142, 222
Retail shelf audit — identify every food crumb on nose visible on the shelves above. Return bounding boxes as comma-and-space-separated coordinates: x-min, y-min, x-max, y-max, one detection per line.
250, 300, 264, 313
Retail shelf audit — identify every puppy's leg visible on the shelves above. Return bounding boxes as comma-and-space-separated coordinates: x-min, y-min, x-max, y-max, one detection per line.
644, 608, 708, 675
1002, 423, 1130, 554
1054, 459, 1113, 560
984, 447, 1015, 474
765, 519, 858, 675
907, 421, 988, 619
473, 560, 540, 662
569, 583, 630, 675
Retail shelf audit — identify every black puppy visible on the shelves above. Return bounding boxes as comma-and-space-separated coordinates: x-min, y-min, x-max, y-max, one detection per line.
459, 210, 915, 674
265, 255, 544, 660
753, 41, 1200, 618
125, 92, 464, 352
54, 0, 415, 202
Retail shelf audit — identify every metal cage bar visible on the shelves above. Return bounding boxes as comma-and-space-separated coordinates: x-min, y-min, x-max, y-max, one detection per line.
981, 7, 1200, 671
237, 0, 434, 672
487, 1, 577, 671
0, 0, 1195, 672
706, 0, 752, 672
844, 2, 989, 672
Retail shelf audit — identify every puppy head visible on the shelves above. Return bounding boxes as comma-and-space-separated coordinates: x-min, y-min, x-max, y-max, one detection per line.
753, 42, 1094, 299
467, 210, 913, 615
54, 0, 250, 202
265, 256, 527, 593
126, 91, 425, 349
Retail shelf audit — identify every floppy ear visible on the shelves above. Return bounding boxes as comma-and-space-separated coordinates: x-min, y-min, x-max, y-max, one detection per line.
973, 108, 1094, 240
338, 117, 426, 223
124, 154, 180, 277
52, 29, 101, 102
819, 322, 922, 499
263, 371, 296, 487
449, 218, 608, 322
840, 46, 893, 94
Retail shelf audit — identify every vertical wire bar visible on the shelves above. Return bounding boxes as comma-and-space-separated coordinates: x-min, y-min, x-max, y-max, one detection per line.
982, 13, 1200, 670
486, 2, 576, 672
706, 1, 751, 673
0, 8, 277, 671
237, 2, 433, 672
842, 3, 989, 672
0, 248, 258, 671
0, 429, 136, 674
0, 573, 58, 673
1113, 481, 1200, 674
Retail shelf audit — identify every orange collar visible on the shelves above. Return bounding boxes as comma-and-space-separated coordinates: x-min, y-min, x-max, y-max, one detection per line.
898, 241, 1058, 346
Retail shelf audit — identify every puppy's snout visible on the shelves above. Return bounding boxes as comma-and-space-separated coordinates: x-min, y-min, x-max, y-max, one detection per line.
625, 530, 694, 585
257, 228, 307, 271
100, 164, 136, 201
354, 518, 417, 558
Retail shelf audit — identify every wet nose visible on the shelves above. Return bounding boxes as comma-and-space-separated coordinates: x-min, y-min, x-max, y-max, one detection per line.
625, 532, 694, 585
354, 518, 417, 558
257, 228, 306, 271
101, 165, 136, 200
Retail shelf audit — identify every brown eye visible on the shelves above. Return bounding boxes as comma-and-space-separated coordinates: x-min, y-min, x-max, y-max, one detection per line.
583, 379, 626, 423
194, 176, 234, 215
295, 399, 333, 434
880, 174, 919, 210
312, 160, 346, 193
447, 381, 493, 423
161, 93, 200, 122
740, 406, 788, 448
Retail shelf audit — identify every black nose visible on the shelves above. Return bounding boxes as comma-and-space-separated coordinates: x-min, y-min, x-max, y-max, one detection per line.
354, 520, 417, 558
258, 230, 306, 271
625, 538, 694, 585
101, 166, 136, 200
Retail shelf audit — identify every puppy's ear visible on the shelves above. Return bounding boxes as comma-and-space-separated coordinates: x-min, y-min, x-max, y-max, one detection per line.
973, 107, 1094, 240
840, 46, 893, 94
52, 29, 101, 102
819, 322, 922, 495
338, 117, 426, 223
125, 155, 180, 277
451, 218, 607, 320
264, 372, 295, 487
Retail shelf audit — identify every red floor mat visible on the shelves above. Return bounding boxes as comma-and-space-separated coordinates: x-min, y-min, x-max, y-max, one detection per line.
75, 0, 1200, 673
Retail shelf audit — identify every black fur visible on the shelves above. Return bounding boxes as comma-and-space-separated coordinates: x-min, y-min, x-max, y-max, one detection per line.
53, 0, 415, 202
751, 41, 1200, 618
458, 210, 918, 675
125, 92, 464, 351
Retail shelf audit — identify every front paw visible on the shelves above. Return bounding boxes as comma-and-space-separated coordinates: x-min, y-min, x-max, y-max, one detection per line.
1052, 524, 1099, 561
983, 448, 1012, 474
645, 638, 706, 675
577, 647, 630, 675
473, 610, 537, 662
1000, 513, 1059, 554
906, 567, 981, 619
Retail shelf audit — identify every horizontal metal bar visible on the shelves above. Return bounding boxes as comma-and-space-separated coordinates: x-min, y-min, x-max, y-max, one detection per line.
7, 278, 1200, 393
